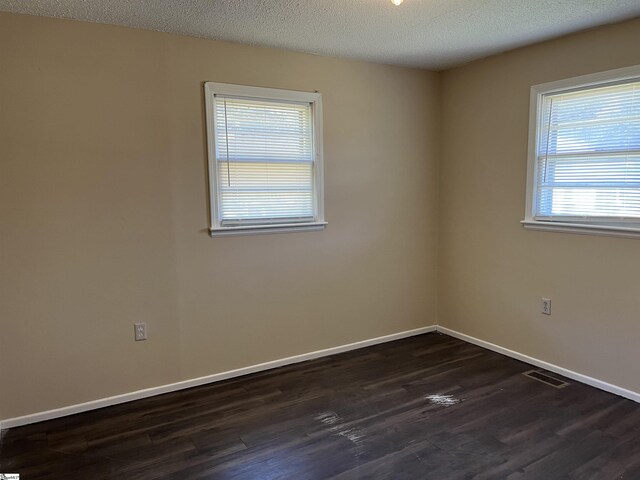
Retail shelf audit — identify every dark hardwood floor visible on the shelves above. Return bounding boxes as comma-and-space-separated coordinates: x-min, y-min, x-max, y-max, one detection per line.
2, 332, 640, 479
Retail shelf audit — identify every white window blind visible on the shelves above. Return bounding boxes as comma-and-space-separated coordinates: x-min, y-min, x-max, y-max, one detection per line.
215, 97, 315, 225
535, 80, 640, 223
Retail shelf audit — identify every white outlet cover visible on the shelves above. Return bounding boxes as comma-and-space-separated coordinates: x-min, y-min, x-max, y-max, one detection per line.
541, 298, 551, 315
134, 322, 147, 341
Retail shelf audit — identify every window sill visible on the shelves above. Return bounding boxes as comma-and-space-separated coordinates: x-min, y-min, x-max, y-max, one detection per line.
521, 220, 640, 239
210, 221, 327, 237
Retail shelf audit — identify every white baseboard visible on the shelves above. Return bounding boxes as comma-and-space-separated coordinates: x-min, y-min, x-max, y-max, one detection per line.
4, 323, 638, 431
0, 325, 437, 430
436, 326, 640, 403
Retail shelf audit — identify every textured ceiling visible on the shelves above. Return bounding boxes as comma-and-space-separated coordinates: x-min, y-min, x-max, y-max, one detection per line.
2, 0, 640, 70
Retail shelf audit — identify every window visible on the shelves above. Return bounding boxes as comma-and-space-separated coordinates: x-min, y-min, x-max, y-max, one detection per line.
523, 65, 640, 238
204, 82, 326, 237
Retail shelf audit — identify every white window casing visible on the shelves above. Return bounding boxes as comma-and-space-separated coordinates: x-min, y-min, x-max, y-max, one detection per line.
204, 82, 326, 237
523, 65, 640, 239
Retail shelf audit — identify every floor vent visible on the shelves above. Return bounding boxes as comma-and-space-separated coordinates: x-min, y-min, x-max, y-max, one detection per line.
523, 370, 569, 388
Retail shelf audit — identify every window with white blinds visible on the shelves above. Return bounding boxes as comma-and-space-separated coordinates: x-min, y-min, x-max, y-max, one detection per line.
524, 66, 640, 238
204, 83, 325, 236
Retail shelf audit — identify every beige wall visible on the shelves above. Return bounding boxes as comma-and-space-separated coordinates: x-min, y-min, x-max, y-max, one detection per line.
440, 18, 640, 394
0, 12, 440, 420
3, 10, 640, 423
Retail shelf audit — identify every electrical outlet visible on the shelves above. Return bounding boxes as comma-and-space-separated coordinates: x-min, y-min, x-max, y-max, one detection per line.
541, 298, 551, 315
134, 322, 147, 341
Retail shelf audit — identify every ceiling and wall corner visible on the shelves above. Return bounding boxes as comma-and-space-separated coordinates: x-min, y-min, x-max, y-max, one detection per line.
0, 0, 640, 70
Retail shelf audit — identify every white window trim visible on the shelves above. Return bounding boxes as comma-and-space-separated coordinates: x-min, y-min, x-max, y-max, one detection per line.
523, 64, 640, 239
204, 82, 326, 237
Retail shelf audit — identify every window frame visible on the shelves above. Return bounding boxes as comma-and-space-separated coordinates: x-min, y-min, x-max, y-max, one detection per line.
204, 82, 326, 237
522, 64, 640, 239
